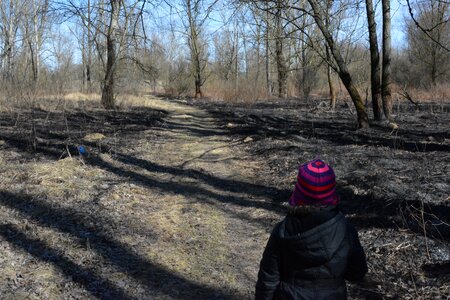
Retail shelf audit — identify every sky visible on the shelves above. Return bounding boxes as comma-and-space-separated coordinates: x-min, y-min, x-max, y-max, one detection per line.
52, 0, 412, 67
391, 0, 409, 47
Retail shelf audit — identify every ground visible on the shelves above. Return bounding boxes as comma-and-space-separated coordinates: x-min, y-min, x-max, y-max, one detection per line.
0, 95, 448, 299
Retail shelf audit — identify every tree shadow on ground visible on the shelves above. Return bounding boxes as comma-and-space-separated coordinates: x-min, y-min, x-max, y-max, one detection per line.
337, 186, 450, 240
1, 104, 448, 237
203, 106, 450, 153
0, 128, 288, 226
0, 223, 135, 300
87, 154, 287, 227
2, 108, 448, 237
0, 191, 241, 299
114, 153, 289, 201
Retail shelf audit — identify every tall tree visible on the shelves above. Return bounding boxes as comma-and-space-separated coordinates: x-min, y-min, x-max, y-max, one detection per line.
365, 0, 383, 120
101, 0, 120, 109
22, 0, 50, 83
406, 0, 450, 86
325, 0, 336, 109
0, 0, 22, 82
64, 0, 144, 108
381, 0, 393, 120
307, 0, 369, 128
183, 0, 215, 98
264, 4, 273, 96
406, 0, 450, 53
275, 0, 287, 98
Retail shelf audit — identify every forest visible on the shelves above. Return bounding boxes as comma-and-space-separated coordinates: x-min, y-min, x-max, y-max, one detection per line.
0, 0, 449, 299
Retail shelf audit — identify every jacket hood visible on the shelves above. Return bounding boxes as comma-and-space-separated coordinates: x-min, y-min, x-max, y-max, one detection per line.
277, 212, 347, 268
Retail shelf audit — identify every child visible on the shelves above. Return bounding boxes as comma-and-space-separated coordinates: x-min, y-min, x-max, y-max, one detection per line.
255, 159, 367, 300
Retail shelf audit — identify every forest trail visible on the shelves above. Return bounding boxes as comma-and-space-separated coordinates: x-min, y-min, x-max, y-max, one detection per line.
0, 96, 282, 299
111, 96, 281, 298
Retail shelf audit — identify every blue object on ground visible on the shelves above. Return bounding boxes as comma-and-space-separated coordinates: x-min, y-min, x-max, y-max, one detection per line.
78, 146, 88, 156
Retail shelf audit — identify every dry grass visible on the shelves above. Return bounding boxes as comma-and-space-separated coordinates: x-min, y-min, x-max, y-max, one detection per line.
204, 80, 270, 103
63, 92, 101, 103
395, 83, 450, 103
29, 157, 106, 200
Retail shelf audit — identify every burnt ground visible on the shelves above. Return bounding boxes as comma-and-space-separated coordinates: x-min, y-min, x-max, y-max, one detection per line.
0, 95, 449, 299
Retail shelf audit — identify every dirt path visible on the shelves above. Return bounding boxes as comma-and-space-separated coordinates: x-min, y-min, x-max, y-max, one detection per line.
110, 97, 281, 298
0, 96, 282, 299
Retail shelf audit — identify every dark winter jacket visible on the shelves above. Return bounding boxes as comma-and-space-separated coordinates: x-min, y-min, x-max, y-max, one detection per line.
255, 206, 367, 300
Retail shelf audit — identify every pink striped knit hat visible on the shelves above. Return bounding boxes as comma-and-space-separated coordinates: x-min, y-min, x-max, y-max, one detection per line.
289, 159, 339, 206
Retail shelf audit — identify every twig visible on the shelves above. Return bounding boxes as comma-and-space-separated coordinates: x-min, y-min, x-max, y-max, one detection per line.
421, 200, 431, 259
410, 271, 419, 298
398, 87, 419, 107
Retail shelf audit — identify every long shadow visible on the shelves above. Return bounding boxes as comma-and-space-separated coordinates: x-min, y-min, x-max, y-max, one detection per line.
87, 155, 286, 221
3, 118, 447, 236
96, 153, 450, 238
0, 223, 136, 300
114, 153, 289, 201
0, 191, 241, 299
337, 186, 450, 240
0, 121, 290, 213
203, 106, 450, 153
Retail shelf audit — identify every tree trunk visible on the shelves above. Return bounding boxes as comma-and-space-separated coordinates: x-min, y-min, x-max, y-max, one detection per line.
32, 2, 40, 83
308, 0, 369, 128
194, 62, 203, 98
265, 7, 272, 97
86, 0, 92, 90
186, 0, 204, 98
2, 0, 16, 82
325, 0, 336, 109
234, 26, 239, 94
366, 0, 383, 121
381, 0, 393, 120
255, 24, 261, 85
301, 42, 310, 100
326, 48, 336, 109
101, 0, 120, 109
275, 0, 287, 99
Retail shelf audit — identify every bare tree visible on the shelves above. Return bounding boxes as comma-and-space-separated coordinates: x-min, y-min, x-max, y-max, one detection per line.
182, 0, 216, 98
85, 0, 93, 90
381, 0, 393, 120
63, 0, 145, 108
325, 0, 336, 109
22, 0, 50, 83
406, 0, 450, 53
406, 0, 450, 86
307, 0, 369, 128
0, 0, 23, 82
100, 0, 121, 108
365, 0, 383, 120
264, 4, 273, 96
274, 0, 288, 98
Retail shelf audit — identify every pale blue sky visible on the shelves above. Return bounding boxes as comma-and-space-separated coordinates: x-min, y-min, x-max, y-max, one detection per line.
51, 0, 411, 67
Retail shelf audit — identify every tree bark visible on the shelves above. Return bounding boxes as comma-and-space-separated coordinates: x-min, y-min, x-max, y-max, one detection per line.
86, 0, 92, 90
186, 0, 204, 98
1, 0, 18, 82
275, 0, 287, 98
381, 0, 393, 120
307, 0, 369, 128
366, 0, 383, 121
101, 0, 120, 109
265, 6, 272, 97
325, 0, 336, 109
326, 48, 336, 109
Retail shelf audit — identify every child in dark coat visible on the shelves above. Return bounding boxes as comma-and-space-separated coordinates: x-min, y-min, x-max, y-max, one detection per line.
255, 159, 367, 300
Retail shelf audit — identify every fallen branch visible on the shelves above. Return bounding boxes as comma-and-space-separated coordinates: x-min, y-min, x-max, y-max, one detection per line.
398, 87, 420, 107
